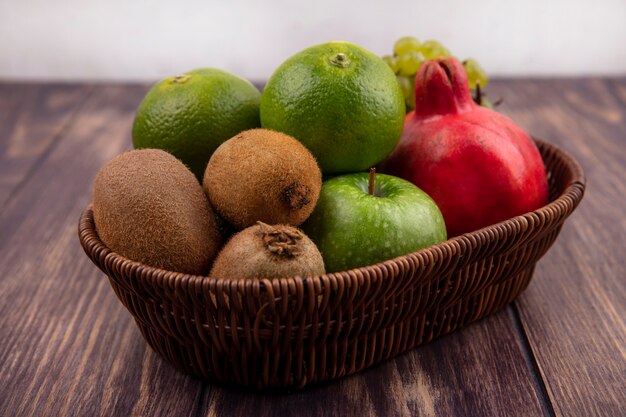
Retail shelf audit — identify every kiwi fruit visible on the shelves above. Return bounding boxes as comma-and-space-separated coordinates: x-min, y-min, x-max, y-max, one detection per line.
203, 128, 322, 230
210, 222, 325, 279
93, 149, 221, 274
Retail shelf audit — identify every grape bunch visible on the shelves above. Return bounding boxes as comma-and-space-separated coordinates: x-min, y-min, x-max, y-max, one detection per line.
382, 36, 492, 112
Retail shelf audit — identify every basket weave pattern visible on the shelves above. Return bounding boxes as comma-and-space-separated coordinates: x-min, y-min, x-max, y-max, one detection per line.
79, 139, 585, 390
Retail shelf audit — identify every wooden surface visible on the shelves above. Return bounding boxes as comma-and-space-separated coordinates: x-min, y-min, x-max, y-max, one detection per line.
0, 79, 624, 416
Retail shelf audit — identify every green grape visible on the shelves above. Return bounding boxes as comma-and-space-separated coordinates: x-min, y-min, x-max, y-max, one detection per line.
406, 79, 416, 111
393, 36, 421, 57
396, 75, 412, 99
420, 40, 451, 59
398, 51, 425, 76
396, 75, 416, 113
382, 54, 400, 74
463, 58, 489, 89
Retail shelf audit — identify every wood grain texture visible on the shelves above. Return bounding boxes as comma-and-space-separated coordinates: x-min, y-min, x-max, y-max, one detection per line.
0, 83, 92, 208
0, 85, 204, 417
490, 78, 626, 417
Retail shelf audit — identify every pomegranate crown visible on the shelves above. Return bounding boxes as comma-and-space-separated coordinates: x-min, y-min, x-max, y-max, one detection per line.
413, 57, 475, 119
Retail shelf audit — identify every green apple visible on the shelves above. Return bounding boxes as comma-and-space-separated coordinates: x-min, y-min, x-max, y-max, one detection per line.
303, 171, 447, 273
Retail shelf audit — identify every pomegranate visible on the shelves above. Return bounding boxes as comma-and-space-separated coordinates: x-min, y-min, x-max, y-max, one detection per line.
382, 57, 548, 237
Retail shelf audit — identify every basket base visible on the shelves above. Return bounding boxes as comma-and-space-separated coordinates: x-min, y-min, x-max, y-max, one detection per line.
127, 264, 536, 390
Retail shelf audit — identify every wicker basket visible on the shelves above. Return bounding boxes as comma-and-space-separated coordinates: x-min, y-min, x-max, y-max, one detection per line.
78, 139, 585, 390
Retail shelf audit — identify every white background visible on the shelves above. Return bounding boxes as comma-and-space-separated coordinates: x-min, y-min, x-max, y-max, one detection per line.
1, 0, 625, 82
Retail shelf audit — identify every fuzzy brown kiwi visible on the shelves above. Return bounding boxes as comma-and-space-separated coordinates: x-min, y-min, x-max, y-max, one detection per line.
209, 222, 325, 279
203, 128, 322, 230
93, 149, 221, 275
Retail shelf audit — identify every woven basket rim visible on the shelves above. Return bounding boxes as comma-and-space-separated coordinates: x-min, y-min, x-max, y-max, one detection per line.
78, 138, 586, 290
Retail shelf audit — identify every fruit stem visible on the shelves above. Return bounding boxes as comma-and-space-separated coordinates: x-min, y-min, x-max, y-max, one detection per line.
474, 81, 482, 104
368, 167, 376, 195
330, 53, 351, 68
173, 74, 191, 84
257, 221, 303, 257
